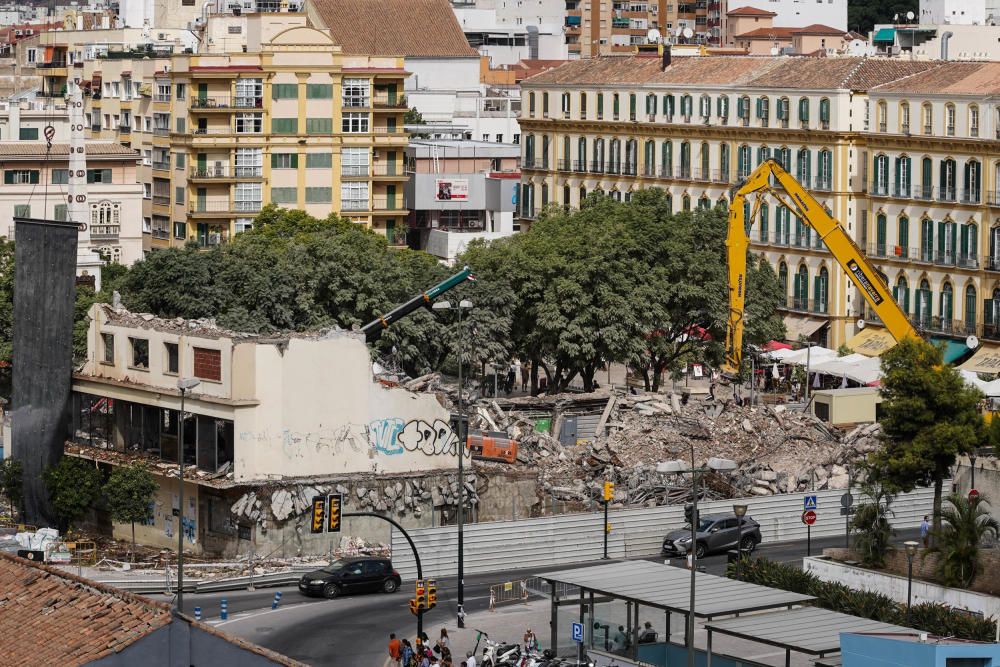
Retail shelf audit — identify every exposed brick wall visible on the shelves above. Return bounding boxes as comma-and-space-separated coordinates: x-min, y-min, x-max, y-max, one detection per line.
192, 347, 221, 382
822, 547, 1000, 595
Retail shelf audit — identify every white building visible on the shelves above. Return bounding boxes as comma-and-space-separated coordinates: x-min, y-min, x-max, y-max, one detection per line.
453, 0, 569, 66
919, 0, 991, 25
733, 0, 847, 31
120, 0, 207, 29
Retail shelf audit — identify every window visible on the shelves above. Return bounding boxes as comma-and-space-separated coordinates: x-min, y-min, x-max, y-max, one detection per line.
970, 105, 980, 137
175, 83, 186, 100
737, 145, 751, 180
894, 277, 910, 314
306, 83, 332, 99
101, 333, 114, 363
176, 117, 186, 133
946, 103, 956, 136
818, 149, 832, 190
306, 118, 333, 134
798, 97, 809, 127
529, 92, 536, 116
629, 93, 636, 121
272, 83, 298, 99
130, 338, 149, 369
235, 147, 262, 177
306, 153, 332, 168
776, 97, 789, 127
900, 102, 911, 133
26, 48, 36, 64
543, 92, 550, 117
663, 94, 675, 120
271, 187, 297, 203
876, 99, 887, 132
778, 262, 788, 294
873, 154, 889, 195
193, 347, 222, 382
305, 187, 332, 203
4, 170, 39, 184
342, 113, 369, 133
234, 113, 262, 134
915, 280, 932, 327
270, 117, 297, 134
86, 169, 112, 184
796, 148, 811, 186
680, 94, 693, 119
960, 222, 978, 267
719, 144, 730, 179
174, 222, 186, 239
717, 95, 729, 121
580, 93, 588, 118
898, 216, 909, 258
18, 127, 38, 140
814, 268, 828, 313
54, 204, 67, 221
51, 169, 69, 184
235, 182, 262, 212
596, 93, 604, 120
964, 160, 981, 203
758, 202, 769, 242
819, 98, 830, 129
271, 153, 298, 169
13, 205, 29, 218
965, 286, 977, 332
175, 186, 185, 204
793, 265, 809, 309
235, 219, 254, 234
91, 200, 120, 228
235, 78, 263, 107
940, 158, 957, 201
920, 217, 934, 261
922, 103, 933, 134
875, 213, 887, 255
700, 95, 711, 119
562, 92, 571, 118
342, 148, 370, 176
341, 181, 369, 209
920, 156, 933, 199
756, 96, 769, 126
612, 93, 620, 120
895, 156, 911, 197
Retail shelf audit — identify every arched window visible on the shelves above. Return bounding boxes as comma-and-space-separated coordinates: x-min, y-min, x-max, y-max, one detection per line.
941, 282, 954, 329
758, 202, 769, 243
562, 136, 571, 169
716, 95, 729, 120
580, 92, 588, 118
965, 284, 977, 331
797, 147, 811, 186
682, 194, 691, 212
964, 160, 981, 203
793, 265, 809, 309
945, 102, 956, 136
898, 216, 909, 259
563, 184, 570, 207
899, 101, 911, 133
699, 94, 711, 119
719, 144, 730, 180
612, 93, 620, 119
940, 219, 957, 264
528, 92, 536, 116
629, 92, 637, 121
895, 155, 911, 197
608, 138, 621, 174
970, 104, 980, 137
920, 218, 934, 262
542, 92, 549, 116
819, 98, 830, 129
777, 97, 790, 128
664, 193, 673, 213
875, 213, 887, 256
663, 94, 675, 120
680, 94, 693, 119
738, 95, 751, 126
593, 138, 604, 173
561, 92, 570, 118
524, 134, 535, 165
776, 146, 791, 171
625, 138, 637, 175
818, 149, 832, 190
645, 93, 657, 118
698, 195, 711, 210
814, 267, 829, 313
541, 182, 548, 206
756, 96, 770, 127
757, 145, 770, 167
894, 276, 910, 314
798, 97, 810, 127
700, 142, 710, 180
940, 158, 957, 201
920, 156, 933, 199
877, 100, 887, 132
960, 222, 978, 267
873, 154, 889, 195
776, 205, 790, 245
577, 136, 587, 171
993, 288, 1000, 334
794, 213, 811, 248
679, 141, 691, 178
643, 140, 655, 176
541, 135, 550, 168
737, 144, 751, 179
916, 279, 933, 327
597, 93, 604, 119
579, 186, 587, 203
717, 195, 728, 209
778, 262, 788, 294
922, 102, 933, 135
661, 140, 672, 176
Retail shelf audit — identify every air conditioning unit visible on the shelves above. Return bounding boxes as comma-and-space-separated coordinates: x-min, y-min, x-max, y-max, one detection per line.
158, 33, 167, 40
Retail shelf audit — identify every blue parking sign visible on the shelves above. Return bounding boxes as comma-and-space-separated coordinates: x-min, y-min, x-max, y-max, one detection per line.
571, 622, 584, 643
804, 494, 818, 511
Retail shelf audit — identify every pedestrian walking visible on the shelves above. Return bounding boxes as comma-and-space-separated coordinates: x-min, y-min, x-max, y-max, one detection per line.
506, 360, 517, 395
523, 628, 538, 652
402, 639, 415, 667
920, 515, 930, 547
436, 628, 450, 653
388, 633, 402, 665
465, 650, 477, 667
521, 360, 530, 392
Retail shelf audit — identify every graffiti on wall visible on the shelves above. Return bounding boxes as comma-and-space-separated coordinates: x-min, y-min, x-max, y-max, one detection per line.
239, 418, 459, 459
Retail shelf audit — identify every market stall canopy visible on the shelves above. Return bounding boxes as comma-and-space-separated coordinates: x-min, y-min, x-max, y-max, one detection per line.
930, 337, 973, 365
846, 327, 896, 357
781, 346, 836, 366
782, 315, 827, 341
762, 340, 793, 352
958, 345, 1000, 374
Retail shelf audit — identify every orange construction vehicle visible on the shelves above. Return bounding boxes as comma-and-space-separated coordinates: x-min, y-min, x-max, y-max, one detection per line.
466, 430, 518, 463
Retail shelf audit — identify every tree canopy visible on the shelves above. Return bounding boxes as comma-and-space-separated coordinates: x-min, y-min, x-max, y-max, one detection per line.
848, 0, 916, 33
42, 456, 103, 531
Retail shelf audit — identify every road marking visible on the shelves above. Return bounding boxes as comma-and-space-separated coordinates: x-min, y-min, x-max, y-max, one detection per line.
211, 600, 333, 627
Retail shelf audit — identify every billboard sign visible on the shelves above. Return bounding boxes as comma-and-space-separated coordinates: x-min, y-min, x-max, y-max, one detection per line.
435, 178, 469, 201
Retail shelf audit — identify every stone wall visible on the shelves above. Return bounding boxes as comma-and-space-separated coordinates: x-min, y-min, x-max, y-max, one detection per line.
823, 547, 1000, 596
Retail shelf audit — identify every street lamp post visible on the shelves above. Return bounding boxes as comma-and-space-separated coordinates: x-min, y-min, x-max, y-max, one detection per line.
970, 452, 977, 492
176, 377, 201, 614
662, 454, 737, 667
733, 503, 748, 581
904, 540, 919, 625
432, 299, 473, 628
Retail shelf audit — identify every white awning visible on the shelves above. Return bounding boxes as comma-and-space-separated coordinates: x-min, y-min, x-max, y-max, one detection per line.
781, 346, 837, 366
782, 315, 827, 341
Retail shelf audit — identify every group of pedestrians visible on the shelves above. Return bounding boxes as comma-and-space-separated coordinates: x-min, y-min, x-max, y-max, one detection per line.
388, 629, 453, 667
499, 358, 529, 395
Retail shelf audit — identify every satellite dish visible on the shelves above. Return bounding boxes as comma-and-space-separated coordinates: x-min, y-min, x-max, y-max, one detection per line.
770, 46, 780, 55
967, 335, 980, 350
647, 28, 661, 43
683, 27, 694, 39
906, 10, 915, 20
857, 319, 866, 330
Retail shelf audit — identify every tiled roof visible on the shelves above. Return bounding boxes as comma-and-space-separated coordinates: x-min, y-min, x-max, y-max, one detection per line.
793, 24, 849, 36
0, 142, 140, 158
871, 61, 1000, 95
308, 0, 478, 57
735, 27, 797, 39
727, 5, 777, 16
523, 56, 942, 92
0, 552, 172, 666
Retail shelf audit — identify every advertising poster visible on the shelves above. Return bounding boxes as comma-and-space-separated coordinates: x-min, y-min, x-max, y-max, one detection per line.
435, 178, 469, 201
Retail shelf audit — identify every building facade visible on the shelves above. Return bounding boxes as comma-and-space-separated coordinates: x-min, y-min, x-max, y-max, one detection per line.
734, 0, 847, 31
516, 55, 1000, 352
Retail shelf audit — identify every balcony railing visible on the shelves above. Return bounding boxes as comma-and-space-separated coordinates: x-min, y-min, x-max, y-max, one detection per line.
372, 93, 407, 108
90, 225, 120, 241
234, 166, 263, 178
342, 165, 369, 177
154, 94, 171, 103
234, 96, 264, 109
372, 126, 405, 135
372, 196, 404, 211
234, 200, 261, 212
190, 166, 230, 179
191, 97, 233, 109
153, 127, 171, 136
151, 229, 170, 240
783, 295, 828, 314
152, 160, 170, 171
152, 195, 170, 206
118, 125, 131, 134
38, 60, 68, 69
341, 199, 369, 211
372, 163, 403, 177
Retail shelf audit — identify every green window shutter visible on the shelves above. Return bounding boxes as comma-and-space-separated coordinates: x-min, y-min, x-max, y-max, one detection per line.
4, 172, 14, 185
306, 118, 333, 134
176, 153, 185, 169
272, 118, 298, 134
937, 221, 945, 257
271, 187, 297, 203
596, 93, 603, 116
799, 98, 809, 121
899, 218, 908, 249
306, 84, 333, 99
305, 187, 332, 203
613, 95, 620, 116
272, 83, 298, 99
306, 153, 332, 168
542, 93, 549, 114
18, 127, 38, 140
176, 118, 185, 133
54, 204, 67, 221
14, 205, 29, 218
819, 99, 830, 122
629, 94, 636, 118
30, 170, 40, 184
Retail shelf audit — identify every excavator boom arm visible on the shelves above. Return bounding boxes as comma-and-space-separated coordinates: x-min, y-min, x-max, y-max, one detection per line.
361, 266, 473, 343
722, 160, 918, 374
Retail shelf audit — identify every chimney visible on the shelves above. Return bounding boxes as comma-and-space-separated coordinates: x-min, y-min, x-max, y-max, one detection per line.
941, 31, 953, 60
661, 44, 672, 70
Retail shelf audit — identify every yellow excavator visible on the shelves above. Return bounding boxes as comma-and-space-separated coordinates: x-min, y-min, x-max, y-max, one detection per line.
721, 159, 919, 376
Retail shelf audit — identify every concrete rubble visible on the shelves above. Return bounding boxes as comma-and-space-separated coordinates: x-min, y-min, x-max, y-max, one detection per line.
466, 390, 882, 508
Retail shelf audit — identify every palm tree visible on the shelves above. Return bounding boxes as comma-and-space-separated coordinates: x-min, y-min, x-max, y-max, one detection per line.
851, 476, 895, 567
925, 493, 999, 588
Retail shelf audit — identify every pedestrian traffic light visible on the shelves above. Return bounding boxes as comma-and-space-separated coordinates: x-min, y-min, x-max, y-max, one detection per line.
327, 493, 342, 533
415, 579, 425, 600
603, 481, 615, 502
310, 496, 326, 534
426, 578, 437, 609
684, 503, 698, 526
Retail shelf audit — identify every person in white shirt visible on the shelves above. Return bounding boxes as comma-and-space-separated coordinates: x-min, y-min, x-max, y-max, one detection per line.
465, 651, 477, 667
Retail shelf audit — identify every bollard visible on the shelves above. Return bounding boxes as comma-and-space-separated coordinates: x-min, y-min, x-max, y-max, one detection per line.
220, 598, 228, 621
271, 591, 282, 609
194, 607, 202, 621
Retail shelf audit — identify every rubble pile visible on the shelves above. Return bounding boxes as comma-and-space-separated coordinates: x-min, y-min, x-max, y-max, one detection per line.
469, 390, 883, 507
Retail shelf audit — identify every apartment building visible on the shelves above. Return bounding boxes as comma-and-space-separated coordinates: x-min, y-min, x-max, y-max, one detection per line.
0, 97, 71, 141
732, 0, 847, 31
567, 0, 715, 57
0, 142, 144, 264
514, 54, 1000, 352
727, 6, 848, 55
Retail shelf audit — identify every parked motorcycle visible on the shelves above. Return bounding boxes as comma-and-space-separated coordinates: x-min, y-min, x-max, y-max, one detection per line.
480, 633, 522, 667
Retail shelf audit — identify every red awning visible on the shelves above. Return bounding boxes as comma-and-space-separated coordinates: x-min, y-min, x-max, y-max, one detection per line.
762, 340, 793, 352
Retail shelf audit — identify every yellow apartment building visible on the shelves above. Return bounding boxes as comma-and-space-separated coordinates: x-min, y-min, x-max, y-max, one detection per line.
516, 54, 1000, 354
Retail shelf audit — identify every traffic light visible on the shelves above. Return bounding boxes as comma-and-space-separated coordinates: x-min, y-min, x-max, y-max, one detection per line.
409, 598, 421, 615
684, 503, 698, 527
603, 481, 615, 502
410, 580, 428, 615
426, 578, 437, 609
327, 493, 342, 533
310, 496, 326, 534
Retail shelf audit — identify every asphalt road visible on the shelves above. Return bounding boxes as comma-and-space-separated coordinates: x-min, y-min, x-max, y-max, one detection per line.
159, 529, 920, 666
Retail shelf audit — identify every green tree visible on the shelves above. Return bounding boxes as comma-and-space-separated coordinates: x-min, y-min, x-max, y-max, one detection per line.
870, 337, 985, 535
924, 493, 999, 588
850, 475, 895, 567
0, 240, 13, 365
104, 463, 157, 561
0, 458, 23, 520
848, 0, 916, 33
42, 457, 103, 531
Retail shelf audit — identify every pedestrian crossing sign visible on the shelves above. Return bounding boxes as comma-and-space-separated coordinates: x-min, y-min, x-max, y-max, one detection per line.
804, 494, 818, 511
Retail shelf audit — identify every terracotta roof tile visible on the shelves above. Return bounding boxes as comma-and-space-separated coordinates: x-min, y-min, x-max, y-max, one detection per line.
792, 24, 849, 36
872, 61, 1000, 95
745, 58, 939, 90
727, 5, 777, 16
0, 142, 140, 158
734, 27, 797, 39
308, 0, 478, 57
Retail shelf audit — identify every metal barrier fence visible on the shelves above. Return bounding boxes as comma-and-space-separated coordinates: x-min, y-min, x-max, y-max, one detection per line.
488, 579, 530, 611
67, 541, 97, 566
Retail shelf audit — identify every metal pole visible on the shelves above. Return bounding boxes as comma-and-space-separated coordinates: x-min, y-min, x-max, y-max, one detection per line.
177, 388, 185, 613
750, 354, 755, 407
687, 442, 697, 667
603, 500, 609, 559
456, 306, 466, 629
906, 555, 914, 625
804, 344, 812, 403
736, 517, 742, 580
578, 589, 585, 665
845, 466, 852, 549
807, 524, 811, 557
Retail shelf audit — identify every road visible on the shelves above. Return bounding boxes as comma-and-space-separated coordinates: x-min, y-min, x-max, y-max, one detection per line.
158, 529, 919, 666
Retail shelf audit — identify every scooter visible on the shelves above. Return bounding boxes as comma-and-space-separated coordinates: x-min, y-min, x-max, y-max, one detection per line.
480, 633, 521, 667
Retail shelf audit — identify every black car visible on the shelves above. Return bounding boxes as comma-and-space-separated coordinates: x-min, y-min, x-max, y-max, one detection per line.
298, 556, 401, 599
661, 512, 762, 559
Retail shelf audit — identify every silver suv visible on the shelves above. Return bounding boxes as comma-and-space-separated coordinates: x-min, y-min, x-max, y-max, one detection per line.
661, 512, 762, 559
